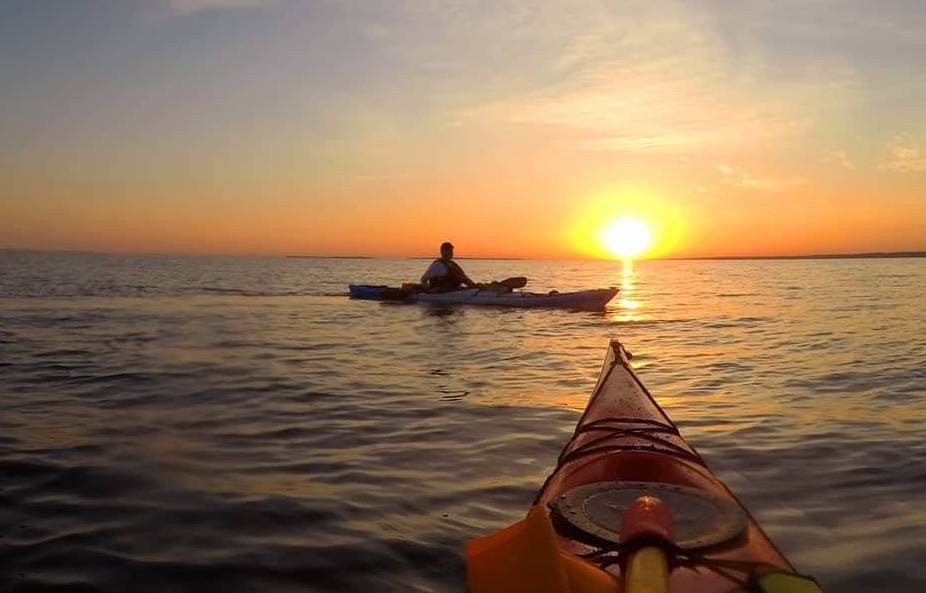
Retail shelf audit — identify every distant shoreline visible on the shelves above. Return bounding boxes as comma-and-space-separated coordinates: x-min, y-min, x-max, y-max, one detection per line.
406, 257, 527, 261
286, 252, 926, 261
285, 255, 374, 259
286, 255, 528, 260
664, 251, 926, 261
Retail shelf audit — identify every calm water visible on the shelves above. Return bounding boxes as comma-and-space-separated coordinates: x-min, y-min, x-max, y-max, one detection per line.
1, 251, 925, 592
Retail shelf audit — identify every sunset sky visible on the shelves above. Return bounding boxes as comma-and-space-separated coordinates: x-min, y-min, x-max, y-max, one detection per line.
2, 0, 924, 259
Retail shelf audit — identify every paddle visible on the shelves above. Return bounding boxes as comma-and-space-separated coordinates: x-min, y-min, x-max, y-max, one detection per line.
496, 276, 528, 289
621, 495, 673, 593
479, 276, 528, 292
379, 276, 528, 300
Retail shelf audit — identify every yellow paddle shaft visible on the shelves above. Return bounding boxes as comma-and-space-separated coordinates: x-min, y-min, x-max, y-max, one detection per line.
624, 546, 669, 593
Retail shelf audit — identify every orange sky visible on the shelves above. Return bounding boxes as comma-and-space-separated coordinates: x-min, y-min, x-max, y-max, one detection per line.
2, 1, 924, 259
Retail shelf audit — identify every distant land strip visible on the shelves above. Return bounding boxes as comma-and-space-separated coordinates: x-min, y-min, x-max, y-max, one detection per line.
283, 252, 925, 261
409, 257, 526, 260
286, 255, 373, 259
286, 255, 526, 260
666, 251, 926, 261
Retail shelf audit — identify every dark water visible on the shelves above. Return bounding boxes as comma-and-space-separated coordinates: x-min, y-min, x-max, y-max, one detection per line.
1, 251, 925, 592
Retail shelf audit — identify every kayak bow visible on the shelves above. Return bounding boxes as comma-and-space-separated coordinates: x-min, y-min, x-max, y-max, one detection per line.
466, 339, 824, 593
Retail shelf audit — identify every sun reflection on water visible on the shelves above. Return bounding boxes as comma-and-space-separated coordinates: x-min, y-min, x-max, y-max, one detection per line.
610, 260, 648, 323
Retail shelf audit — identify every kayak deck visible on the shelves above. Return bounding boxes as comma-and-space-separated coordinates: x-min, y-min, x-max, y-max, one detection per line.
468, 339, 821, 593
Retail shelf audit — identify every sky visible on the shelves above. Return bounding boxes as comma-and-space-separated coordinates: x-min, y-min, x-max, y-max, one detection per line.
1, 0, 924, 259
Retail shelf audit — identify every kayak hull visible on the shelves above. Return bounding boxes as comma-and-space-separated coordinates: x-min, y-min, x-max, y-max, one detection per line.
348, 285, 618, 310
469, 339, 801, 593
346, 284, 389, 300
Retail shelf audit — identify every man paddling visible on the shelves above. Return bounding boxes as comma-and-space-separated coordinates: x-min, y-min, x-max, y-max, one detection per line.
420, 242, 478, 292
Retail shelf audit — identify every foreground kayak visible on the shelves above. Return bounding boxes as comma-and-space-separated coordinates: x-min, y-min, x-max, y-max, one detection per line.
348, 284, 618, 310
466, 339, 823, 593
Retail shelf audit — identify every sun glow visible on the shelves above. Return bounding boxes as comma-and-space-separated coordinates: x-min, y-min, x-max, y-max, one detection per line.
601, 217, 653, 259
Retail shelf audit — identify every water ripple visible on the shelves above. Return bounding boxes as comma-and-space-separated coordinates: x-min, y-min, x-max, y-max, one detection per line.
1, 255, 925, 592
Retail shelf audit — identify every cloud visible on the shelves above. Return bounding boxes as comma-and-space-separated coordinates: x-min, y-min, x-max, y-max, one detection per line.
879, 135, 926, 172
718, 164, 740, 176
225, 0, 919, 168
453, 61, 824, 154
167, 0, 274, 15
716, 163, 809, 192
439, 0, 863, 154
825, 151, 856, 170
740, 176, 810, 192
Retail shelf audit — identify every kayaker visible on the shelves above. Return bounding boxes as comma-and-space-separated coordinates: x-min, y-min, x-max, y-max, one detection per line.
420, 242, 478, 292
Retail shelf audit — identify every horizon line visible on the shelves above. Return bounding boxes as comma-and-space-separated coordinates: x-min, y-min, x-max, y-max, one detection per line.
3, 248, 926, 261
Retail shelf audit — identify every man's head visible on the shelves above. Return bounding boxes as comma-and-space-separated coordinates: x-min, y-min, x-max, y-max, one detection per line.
440, 242, 454, 259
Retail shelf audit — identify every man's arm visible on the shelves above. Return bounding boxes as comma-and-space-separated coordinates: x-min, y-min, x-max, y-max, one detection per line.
460, 266, 478, 287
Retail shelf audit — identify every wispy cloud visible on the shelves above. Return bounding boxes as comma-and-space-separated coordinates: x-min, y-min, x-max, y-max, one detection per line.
453, 59, 825, 154
879, 135, 926, 172
167, 0, 274, 16
740, 176, 811, 192
716, 164, 810, 192
438, 1, 863, 154
718, 164, 739, 177
825, 151, 856, 170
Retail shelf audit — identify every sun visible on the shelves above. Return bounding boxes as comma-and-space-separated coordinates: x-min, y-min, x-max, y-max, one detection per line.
601, 217, 653, 259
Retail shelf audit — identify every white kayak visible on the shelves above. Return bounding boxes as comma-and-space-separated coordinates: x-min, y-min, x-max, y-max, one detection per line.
348, 284, 618, 310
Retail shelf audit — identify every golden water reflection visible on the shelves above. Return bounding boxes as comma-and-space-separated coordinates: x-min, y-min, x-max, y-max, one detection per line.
610, 259, 646, 323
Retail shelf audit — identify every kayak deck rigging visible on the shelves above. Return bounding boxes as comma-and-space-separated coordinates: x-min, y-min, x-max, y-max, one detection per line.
551, 417, 703, 471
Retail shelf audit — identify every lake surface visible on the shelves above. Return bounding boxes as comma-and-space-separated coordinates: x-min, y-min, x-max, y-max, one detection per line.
1, 251, 925, 592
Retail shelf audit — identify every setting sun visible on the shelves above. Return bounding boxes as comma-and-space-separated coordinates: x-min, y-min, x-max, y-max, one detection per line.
602, 218, 653, 259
